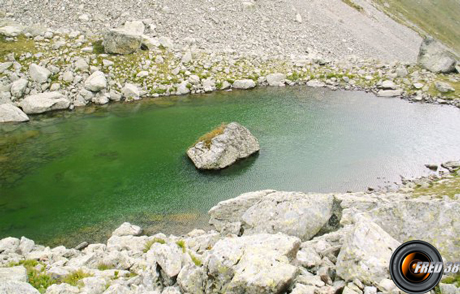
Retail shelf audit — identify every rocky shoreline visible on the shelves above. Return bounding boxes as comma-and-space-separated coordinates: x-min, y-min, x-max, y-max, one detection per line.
1, 19, 460, 123
0, 161, 459, 294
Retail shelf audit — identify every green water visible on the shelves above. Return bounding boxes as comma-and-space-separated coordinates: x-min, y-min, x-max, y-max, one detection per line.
1, 87, 460, 246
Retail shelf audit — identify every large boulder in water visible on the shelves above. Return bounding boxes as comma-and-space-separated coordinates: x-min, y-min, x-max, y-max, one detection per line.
417, 37, 458, 73
187, 122, 260, 170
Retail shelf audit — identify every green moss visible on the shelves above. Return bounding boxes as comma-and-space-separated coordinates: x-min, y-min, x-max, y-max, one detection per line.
341, 0, 364, 12
92, 40, 105, 54
0, 35, 37, 61
188, 252, 202, 267
97, 263, 112, 271
143, 238, 166, 253
61, 269, 92, 286
194, 123, 227, 148
442, 274, 460, 287
176, 240, 186, 253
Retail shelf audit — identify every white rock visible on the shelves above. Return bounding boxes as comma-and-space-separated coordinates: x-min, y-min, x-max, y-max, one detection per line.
296, 13, 303, 23
0, 281, 40, 294
379, 80, 396, 90
267, 73, 286, 86
103, 284, 130, 294
158, 36, 174, 49
182, 50, 193, 64
232, 79, 256, 89
80, 277, 107, 294
85, 71, 107, 92
0, 104, 29, 123
376, 89, 403, 97
46, 283, 80, 294
0, 266, 27, 282
187, 122, 260, 170
0, 237, 20, 253
336, 219, 400, 285
205, 233, 300, 293
29, 64, 51, 83
10, 79, 28, 98
20, 92, 70, 114
307, 80, 325, 88
19, 236, 35, 255
123, 21, 145, 35
177, 264, 205, 294
112, 222, 142, 237
177, 81, 190, 95
75, 58, 89, 72
122, 83, 140, 100
149, 242, 182, 278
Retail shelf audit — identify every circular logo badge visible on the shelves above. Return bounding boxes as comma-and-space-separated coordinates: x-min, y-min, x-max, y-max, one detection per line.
390, 240, 444, 294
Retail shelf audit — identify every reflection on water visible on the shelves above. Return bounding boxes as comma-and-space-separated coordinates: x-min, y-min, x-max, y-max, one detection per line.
1, 87, 460, 246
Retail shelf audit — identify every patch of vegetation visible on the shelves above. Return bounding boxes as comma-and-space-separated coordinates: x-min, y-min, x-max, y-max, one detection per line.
373, 0, 460, 54
8, 260, 54, 293
195, 123, 227, 148
61, 269, 92, 286
176, 240, 186, 253
188, 252, 202, 267
92, 40, 105, 54
143, 238, 166, 253
97, 263, 112, 271
412, 172, 460, 199
442, 274, 460, 287
341, 0, 364, 12
0, 35, 37, 61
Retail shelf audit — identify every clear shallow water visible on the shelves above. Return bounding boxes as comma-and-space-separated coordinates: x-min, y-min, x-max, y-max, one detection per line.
1, 87, 460, 246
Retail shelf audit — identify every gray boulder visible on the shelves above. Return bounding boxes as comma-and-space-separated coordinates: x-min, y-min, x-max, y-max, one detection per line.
148, 242, 183, 278
20, 92, 70, 114
103, 29, 142, 54
266, 73, 286, 86
111, 222, 142, 237
0, 266, 27, 282
204, 233, 300, 293
417, 37, 457, 73
232, 79, 256, 89
29, 64, 51, 83
84, 71, 107, 92
10, 79, 28, 98
0, 281, 40, 294
209, 190, 334, 240
187, 122, 260, 170
336, 218, 400, 285
0, 104, 29, 123
435, 81, 455, 93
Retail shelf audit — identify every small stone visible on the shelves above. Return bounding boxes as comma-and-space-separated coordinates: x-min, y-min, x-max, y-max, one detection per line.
112, 222, 142, 237
29, 64, 51, 83
122, 83, 140, 100
435, 81, 455, 93
233, 79, 256, 89
10, 78, 28, 98
84, 71, 107, 92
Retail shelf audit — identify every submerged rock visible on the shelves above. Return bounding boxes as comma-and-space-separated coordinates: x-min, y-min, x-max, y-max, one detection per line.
20, 92, 70, 114
417, 37, 458, 73
187, 122, 260, 170
0, 104, 29, 123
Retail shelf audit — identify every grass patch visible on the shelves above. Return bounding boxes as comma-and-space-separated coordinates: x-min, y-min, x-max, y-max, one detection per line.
0, 35, 37, 61
97, 263, 112, 271
442, 274, 460, 287
61, 269, 92, 286
412, 172, 460, 199
195, 123, 227, 148
188, 252, 202, 267
176, 240, 186, 253
341, 0, 364, 12
143, 238, 166, 253
8, 260, 55, 293
92, 40, 105, 54
373, 0, 460, 54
